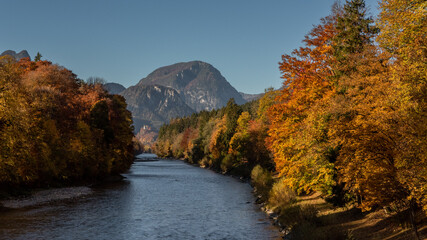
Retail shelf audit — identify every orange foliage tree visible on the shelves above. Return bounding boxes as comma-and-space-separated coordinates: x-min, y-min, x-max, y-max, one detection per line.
266, 12, 337, 194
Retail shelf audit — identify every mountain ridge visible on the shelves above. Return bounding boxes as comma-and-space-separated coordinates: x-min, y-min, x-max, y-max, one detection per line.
104, 61, 249, 142
137, 61, 246, 111
1, 50, 31, 61
103, 82, 125, 95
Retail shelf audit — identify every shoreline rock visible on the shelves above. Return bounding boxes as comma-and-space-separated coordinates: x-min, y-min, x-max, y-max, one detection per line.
0, 186, 93, 209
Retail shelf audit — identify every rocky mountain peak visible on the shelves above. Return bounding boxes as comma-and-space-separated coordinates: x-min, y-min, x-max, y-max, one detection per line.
137, 61, 246, 111
120, 84, 194, 131
1, 50, 31, 61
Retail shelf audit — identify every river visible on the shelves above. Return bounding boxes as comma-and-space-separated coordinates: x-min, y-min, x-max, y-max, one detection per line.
0, 154, 280, 240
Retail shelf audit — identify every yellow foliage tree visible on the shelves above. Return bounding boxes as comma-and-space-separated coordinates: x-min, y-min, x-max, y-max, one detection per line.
377, 0, 427, 212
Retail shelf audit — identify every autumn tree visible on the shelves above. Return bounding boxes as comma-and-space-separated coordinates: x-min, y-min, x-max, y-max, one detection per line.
0, 57, 134, 188
377, 0, 427, 213
267, 11, 337, 194
325, 1, 426, 228
0, 56, 36, 185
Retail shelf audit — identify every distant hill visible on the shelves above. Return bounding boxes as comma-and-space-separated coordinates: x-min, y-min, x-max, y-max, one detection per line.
103, 82, 126, 95
239, 92, 264, 102
1, 50, 30, 61
120, 84, 194, 131
137, 61, 246, 111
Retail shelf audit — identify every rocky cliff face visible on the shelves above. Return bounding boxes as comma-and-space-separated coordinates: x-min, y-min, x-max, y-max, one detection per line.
1, 50, 31, 61
137, 61, 246, 111
120, 84, 194, 131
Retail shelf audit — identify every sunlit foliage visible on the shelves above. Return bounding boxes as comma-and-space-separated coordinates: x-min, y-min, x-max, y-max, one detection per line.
266, 10, 337, 195
0, 57, 134, 188
156, 98, 274, 177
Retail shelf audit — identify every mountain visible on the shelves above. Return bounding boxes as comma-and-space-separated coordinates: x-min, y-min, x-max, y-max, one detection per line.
103, 82, 126, 95
1, 50, 30, 61
120, 85, 194, 131
239, 92, 264, 102
137, 61, 246, 111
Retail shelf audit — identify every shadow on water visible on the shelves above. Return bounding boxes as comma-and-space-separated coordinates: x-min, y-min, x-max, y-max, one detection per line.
124, 173, 175, 179
133, 159, 159, 162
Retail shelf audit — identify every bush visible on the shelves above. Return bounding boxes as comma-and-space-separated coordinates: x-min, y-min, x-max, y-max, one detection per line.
277, 204, 320, 237
221, 154, 235, 173
268, 179, 296, 209
251, 165, 273, 200
199, 156, 211, 168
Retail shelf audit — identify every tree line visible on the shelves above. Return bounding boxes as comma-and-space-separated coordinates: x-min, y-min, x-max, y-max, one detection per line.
155, 0, 426, 218
0, 57, 135, 189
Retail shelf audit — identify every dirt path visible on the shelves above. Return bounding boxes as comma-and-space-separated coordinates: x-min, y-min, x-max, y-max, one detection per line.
297, 192, 427, 240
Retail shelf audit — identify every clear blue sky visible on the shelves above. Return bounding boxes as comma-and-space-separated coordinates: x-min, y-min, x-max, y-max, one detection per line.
1, 0, 379, 94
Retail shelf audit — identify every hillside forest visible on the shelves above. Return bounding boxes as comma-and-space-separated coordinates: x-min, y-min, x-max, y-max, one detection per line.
155, 0, 426, 230
0, 57, 135, 189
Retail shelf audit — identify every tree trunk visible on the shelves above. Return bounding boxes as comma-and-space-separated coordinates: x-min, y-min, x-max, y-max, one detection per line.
409, 201, 420, 240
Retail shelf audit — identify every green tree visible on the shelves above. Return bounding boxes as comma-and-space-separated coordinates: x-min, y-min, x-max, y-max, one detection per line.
34, 52, 42, 62
333, 0, 377, 59
332, 0, 378, 80
90, 99, 114, 144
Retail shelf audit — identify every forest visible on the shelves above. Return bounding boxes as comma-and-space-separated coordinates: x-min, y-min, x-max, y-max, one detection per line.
0, 56, 135, 190
155, 0, 426, 237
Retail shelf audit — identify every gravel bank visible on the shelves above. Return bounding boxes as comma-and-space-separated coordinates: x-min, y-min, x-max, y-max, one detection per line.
0, 186, 93, 209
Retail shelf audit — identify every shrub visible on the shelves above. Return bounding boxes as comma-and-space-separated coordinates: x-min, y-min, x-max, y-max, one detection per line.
277, 204, 320, 238
221, 154, 235, 173
268, 179, 296, 209
251, 165, 273, 200
199, 156, 211, 168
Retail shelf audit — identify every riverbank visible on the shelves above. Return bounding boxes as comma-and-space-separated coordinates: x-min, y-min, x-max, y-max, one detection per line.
259, 191, 427, 240
0, 186, 93, 209
172, 156, 427, 240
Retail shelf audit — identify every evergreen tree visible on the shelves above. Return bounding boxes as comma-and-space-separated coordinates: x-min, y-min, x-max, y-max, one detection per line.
333, 0, 378, 77
334, 0, 377, 56
34, 52, 42, 62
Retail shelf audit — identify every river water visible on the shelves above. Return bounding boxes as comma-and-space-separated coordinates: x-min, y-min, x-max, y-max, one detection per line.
0, 154, 280, 240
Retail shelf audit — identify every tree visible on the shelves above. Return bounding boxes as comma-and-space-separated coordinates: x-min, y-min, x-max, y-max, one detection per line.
377, 0, 427, 214
228, 112, 252, 167
332, 0, 378, 82
86, 76, 105, 85
333, 0, 377, 58
267, 12, 337, 194
90, 99, 114, 144
328, 45, 408, 210
34, 52, 42, 62
0, 57, 135, 187
108, 95, 134, 174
